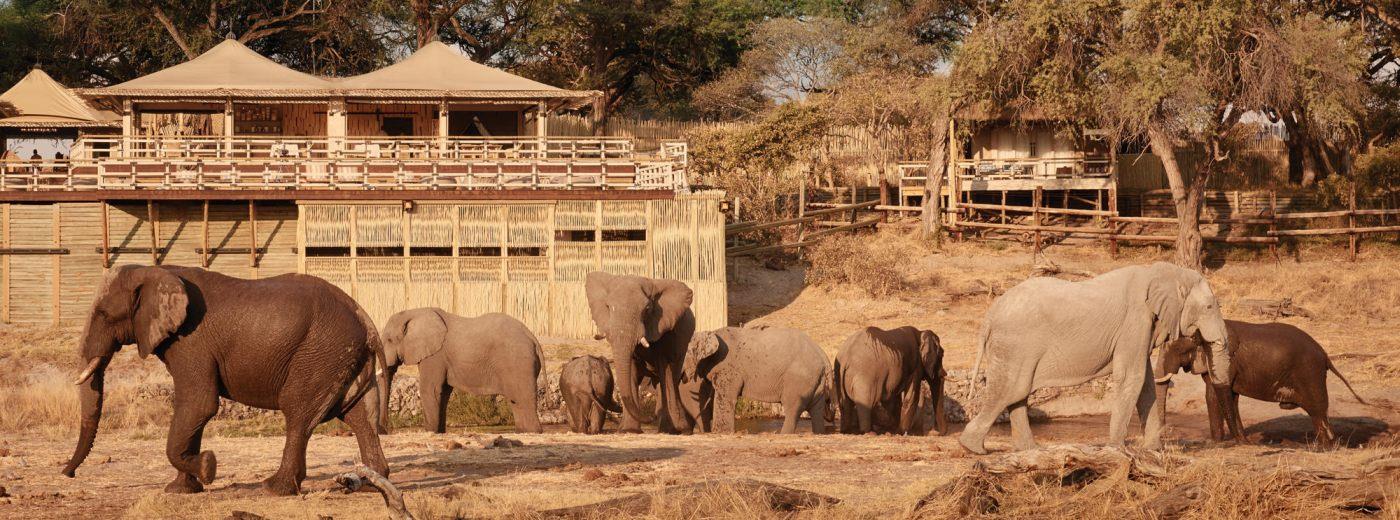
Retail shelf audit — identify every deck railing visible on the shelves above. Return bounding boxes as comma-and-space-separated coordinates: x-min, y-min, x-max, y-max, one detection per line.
896, 157, 1110, 191
1, 136, 688, 191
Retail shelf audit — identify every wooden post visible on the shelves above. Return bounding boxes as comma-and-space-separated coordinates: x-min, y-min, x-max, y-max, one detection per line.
1032, 187, 1043, 258
147, 200, 159, 265
52, 205, 61, 325
879, 178, 890, 223
1348, 188, 1358, 261
849, 181, 858, 226
1108, 141, 1119, 257
201, 201, 210, 268
248, 200, 258, 270
1000, 190, 1007, 225
948, 118, 960, 238
1268, 191, 1278, 260
100, 201, 110, 269
796, 177, 808, 259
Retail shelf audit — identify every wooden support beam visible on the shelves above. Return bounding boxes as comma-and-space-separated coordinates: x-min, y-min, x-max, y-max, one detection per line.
248, 200, 258, 270
147, 200, 158, 265
201, 201, 210, 268
100, 201, 110, 269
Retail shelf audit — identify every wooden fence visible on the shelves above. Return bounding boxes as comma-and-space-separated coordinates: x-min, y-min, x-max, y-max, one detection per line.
725, 185, 1400, 262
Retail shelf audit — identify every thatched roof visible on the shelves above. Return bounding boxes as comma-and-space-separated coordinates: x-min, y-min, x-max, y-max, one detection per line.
0, 68, 119, 128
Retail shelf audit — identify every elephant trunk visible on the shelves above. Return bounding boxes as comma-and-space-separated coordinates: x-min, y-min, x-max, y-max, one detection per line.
613, 346, 646, 422
377, 364, 398, 433
63, 356, 108, 478
1206, 338, 1230, 387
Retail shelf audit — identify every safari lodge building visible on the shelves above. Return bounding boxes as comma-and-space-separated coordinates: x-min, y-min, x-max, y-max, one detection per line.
0, 40, 724, 337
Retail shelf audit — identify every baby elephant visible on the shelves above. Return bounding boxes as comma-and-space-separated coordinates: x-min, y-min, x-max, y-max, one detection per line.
560, 355, 623, 434
835, 326, 946, 435
1159, 320, 1365, 446
682, 326, 833, 434
378, 308, 545, 433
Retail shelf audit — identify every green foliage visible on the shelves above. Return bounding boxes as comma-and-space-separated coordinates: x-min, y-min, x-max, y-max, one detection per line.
690, 102, 831, 222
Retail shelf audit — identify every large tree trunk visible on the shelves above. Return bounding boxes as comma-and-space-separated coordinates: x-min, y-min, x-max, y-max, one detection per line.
922, 118, 949, 242
1147, 128, 1206, 270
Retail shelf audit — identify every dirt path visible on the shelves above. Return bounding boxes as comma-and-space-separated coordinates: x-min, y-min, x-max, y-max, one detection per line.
2, 407, 1395, 519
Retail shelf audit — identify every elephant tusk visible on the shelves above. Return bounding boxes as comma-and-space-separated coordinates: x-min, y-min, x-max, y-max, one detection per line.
638, 337, 651, 348
375, 368, 384, 378
73, 358, 102, 386
1154, 374, 1173, 384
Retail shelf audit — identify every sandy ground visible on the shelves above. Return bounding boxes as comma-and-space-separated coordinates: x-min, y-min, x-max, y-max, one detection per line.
2, 236, 1398, 518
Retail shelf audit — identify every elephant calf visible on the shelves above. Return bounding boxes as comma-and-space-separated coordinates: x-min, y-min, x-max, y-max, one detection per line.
560, 355, 622, 434
682, 326, 833, 434
1159, 320, 1366, 446
834, 326, 947, 435
377, 308, 544, 434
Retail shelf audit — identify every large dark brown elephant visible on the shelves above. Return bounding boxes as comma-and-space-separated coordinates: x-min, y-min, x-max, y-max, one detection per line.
372, 308, 544, 434
834, 326, 947, 435
1158, 320, 1366, 446
584, 271, 695, 434
61, 265, 387, 496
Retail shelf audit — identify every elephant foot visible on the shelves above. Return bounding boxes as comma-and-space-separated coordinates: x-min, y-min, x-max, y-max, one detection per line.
618, 427, 644, 434
195, 450, 218, 485
163, 473, 204, 494
261, 475, 301, 496
1013, 439, 1039, 451
958, 432, 988, 455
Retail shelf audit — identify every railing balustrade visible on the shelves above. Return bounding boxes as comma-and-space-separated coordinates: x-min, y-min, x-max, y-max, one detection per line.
2, 136, 688, 191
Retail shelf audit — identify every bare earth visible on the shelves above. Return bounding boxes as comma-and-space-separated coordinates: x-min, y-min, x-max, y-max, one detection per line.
1, 236, 1398, 518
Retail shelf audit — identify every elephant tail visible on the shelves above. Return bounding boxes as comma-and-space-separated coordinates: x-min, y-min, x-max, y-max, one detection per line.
534, 337, 548, 392
970, 321, 991, 397
823, 359, 836, 424
1327, 359, 1367, 405
832, 357, 845, 415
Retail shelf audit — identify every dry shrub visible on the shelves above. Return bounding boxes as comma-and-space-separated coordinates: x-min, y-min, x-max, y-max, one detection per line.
0, 359, 169, 435
406, 481, 845, 519
806, 231, 934, 297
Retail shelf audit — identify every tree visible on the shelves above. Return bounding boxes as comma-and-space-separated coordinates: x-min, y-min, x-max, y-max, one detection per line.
955, 0, 1369, 269
402, 0, 540, 64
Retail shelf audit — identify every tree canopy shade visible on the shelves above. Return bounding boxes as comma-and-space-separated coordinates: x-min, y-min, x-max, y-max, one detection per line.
953, 0, 1371, 269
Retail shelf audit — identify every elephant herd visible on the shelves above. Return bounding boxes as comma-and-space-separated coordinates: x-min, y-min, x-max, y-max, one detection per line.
56, 262, 1366, 496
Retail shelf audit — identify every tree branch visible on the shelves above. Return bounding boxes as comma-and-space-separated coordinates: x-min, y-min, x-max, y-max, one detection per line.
150, 4, 196, 59
238, 0, 324, 44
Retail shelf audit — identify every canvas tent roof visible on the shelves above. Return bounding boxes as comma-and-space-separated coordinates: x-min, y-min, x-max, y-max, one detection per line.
84, 38, 336, 97
0, 68, 118, 128
334, 41, 594, 103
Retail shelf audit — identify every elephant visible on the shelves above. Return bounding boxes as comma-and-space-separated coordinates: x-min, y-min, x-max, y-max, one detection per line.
959, 262, 1232, 455
60, 265, 387, 496
559, 355, 623, 434
833, 326, 947, 435
680, 326, 832, 434
1158, 320, 1366, 446
373, 308, 544, 434
584, 271, 696, 434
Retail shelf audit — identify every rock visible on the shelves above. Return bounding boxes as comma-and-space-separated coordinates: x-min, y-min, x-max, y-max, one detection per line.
0, 485, 8, 497
480, 436, 523, 449
581, 469, 604, 482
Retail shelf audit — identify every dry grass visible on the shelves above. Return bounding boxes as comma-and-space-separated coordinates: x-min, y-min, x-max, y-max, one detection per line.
805, 231, 939, 297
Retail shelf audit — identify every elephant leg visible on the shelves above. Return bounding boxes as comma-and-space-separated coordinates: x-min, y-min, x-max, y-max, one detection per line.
838, 389, 858, 434
1224, 392, 1248, 442
808, 392, 828, 434
897, 381, 922, 435
1107, 356, 1149, 447
932, 376, 948, 436
960, 359, 1035, 455
711, 383, 740, 434
589, 403, 606, 434
565, 396, 584, 433
1203, 377, 1226, 441
779, 391, 804, 435
420, 378, 452, 434
263, 411, 315, 496
507, 385, 543, 434
163, 380, 220, 494
1008, 399, 1037, 451
656, 361, 689, 434
1136, 363, 1166, 450
339, 395, 389, 478
1302, 398, 1334, 448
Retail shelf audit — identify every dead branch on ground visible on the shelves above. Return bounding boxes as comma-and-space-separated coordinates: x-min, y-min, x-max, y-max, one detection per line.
336, 466, 414, 520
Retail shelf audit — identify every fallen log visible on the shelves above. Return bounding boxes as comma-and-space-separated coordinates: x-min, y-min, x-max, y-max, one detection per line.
1239, 298, 1313, 319
336, 466, 414, 520
537, 478, 839, 518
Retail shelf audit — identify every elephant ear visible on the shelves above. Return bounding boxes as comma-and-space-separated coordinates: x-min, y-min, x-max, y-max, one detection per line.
918, 330, 944, 381
131, 267, 189, 359
390, 308, 449, 365
584, 271, 614, 337
648, 278, 693, 336
683, 331, 722, 380
1145, 264, 1193, 349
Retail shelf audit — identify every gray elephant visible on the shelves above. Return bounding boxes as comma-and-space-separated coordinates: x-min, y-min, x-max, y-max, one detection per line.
559, 355, 622, 434
681, 326, 833, 434
960, 262, 1232, 454
834, 326, 947, 435
374, 308, 544, 434
585, 271, 695, 434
